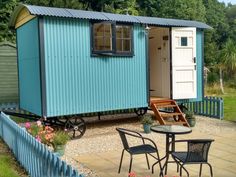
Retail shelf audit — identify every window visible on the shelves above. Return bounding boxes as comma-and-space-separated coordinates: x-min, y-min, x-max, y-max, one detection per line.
92, 22, 133, 56
93, 23, 112, 51
181, 37, 188, 46
116, 25, 132, 53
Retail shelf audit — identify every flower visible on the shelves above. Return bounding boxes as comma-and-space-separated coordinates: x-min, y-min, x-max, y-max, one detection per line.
25, 121, 54, 146
128, 172, 136, 177
36, 135, 41, 142
25, 122, 31, 129
36, 120, 42, 126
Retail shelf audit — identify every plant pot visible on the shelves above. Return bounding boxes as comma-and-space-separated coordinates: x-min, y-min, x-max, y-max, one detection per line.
187, 118, 196, 127
143, 124, 151, 133
54, 145, 66, 156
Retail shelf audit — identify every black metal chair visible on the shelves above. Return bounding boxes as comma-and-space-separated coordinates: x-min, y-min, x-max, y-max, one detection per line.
170, 139, 214, 177
116, 128, 163, 176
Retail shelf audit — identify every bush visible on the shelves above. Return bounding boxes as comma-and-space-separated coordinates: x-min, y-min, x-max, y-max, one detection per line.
184, 110, 195, 119
140, 115, 154, 125
205, 83, 222, 95
207, 72, 218, 84
52, 131, 70, 147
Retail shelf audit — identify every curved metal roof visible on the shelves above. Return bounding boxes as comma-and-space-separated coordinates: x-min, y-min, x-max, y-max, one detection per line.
9, 4, 211, 29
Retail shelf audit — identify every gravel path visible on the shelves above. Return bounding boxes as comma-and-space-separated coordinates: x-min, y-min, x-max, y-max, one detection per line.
61, 113, 236, 176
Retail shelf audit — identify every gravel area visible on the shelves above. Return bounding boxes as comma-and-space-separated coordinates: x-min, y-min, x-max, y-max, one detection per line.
61, 112, 236, 177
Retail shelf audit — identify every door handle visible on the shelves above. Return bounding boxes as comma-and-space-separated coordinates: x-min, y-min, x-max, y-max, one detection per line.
193, 57, 196, 63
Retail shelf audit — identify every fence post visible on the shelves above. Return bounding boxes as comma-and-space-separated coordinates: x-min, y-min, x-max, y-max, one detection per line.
219, 98, 224, 120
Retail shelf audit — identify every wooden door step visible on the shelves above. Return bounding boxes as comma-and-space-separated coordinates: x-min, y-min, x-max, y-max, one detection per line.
155, 104, 177, 108
150, 99, 190, 127
160, 112, 182, 118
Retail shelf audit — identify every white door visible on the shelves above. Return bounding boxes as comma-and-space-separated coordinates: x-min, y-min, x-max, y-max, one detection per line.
171, 27, 197, 99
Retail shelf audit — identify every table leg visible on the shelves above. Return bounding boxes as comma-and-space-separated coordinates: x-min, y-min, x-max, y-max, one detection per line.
163, 134, 175, 175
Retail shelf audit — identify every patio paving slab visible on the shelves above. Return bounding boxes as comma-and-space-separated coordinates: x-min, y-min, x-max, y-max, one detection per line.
64, 115, 236, 177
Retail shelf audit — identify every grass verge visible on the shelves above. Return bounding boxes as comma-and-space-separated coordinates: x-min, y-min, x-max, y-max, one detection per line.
0, 138, 28, 177
205, 84, 236, 121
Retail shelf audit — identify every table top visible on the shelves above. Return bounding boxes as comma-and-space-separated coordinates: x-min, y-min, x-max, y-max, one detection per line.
151, 125, 192, 135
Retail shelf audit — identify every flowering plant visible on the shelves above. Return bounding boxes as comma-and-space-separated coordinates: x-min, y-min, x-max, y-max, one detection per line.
24, 121, 54, 146
51, 130, 70, 148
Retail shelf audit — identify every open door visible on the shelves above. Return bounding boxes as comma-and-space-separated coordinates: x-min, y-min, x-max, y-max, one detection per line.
171, 27, 197, 99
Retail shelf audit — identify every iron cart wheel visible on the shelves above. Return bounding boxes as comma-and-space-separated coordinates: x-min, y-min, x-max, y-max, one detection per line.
65, 116, 86, 139
134, 107, 148, 116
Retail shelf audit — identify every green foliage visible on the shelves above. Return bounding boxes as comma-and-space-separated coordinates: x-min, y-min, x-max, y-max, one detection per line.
207, 71, 218, 84
52, 131, 70, 147
0, 138, 28, 177
184, 110, 195, 120
0, 0, 18, 42
205, 83, 222, 95
205, 85, 236, 122
140, 114, 153, 125
220, 39, 236, 73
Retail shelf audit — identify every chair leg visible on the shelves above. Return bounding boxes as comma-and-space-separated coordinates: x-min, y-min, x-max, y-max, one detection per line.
180, 165, 182, 177
145, 153, 150, 169
207, 163, 213, 177
118, 149, 125, 173
199, 163, 202, 177
180, 164, 189, 177
129, 155, 133, 173
152, 152, 163, 176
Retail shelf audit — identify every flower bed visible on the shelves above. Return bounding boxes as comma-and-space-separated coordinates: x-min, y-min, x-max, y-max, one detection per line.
23, 121, 69, 155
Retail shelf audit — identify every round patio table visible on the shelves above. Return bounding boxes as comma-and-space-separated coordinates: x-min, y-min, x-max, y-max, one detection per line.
151, 125, 192, 175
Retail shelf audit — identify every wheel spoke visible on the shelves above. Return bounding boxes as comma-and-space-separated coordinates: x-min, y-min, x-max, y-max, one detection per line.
64, 116, 86, 139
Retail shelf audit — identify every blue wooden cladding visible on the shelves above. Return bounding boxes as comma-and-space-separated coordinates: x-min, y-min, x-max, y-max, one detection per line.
0, 112, 83, 177
183, 96, 224, 119
43, 17, 147, 117
17, 18, 42, 116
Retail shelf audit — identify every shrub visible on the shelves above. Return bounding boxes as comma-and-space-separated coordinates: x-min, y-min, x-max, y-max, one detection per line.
52, 131, 70, 148
140, 115, 154, 125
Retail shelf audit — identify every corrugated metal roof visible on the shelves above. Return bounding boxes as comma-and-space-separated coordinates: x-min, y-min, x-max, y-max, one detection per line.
67, 9, 108, 20
27, 5, 72, 17
9, 4, 211, 29
102, 12, 140, 23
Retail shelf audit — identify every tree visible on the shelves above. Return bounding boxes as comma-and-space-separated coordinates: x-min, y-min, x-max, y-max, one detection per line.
0, 0, 18, 42
218, 39, 236, 93
226, 5, 236, 42
137, 0, 206, 21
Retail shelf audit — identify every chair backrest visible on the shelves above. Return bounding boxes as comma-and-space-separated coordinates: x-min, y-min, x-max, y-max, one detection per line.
116, 128, 131, 150
186, 139, 214, 163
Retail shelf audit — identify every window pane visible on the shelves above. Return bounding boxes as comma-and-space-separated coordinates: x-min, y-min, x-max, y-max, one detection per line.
94, 37, 104, 50
123, 39, 131, 52
116, 39, 122, 52
104, 24, 112, 37
116, 26, 122, 38
123, 26, 131, 38
93, 23, 112, 51
104, 37, 112, 50
94, 24, 104, 37
181, 37, 188, 46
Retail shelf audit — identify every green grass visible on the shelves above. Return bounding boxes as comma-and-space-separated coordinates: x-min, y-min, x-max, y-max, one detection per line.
0, 138, 28, 177
205, 84, 236, 122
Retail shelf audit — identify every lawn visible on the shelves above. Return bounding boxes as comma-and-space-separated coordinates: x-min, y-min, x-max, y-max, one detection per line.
205, 85, 236, 122
0, 138, 28, 177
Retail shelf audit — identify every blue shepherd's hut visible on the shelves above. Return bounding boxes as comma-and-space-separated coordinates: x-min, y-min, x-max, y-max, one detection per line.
9, 4, 211, 119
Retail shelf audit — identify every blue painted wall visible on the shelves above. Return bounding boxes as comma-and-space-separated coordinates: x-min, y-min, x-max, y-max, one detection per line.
43, 17, 147, 117
186, 29, 204, 102
17, 18, 42, 115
